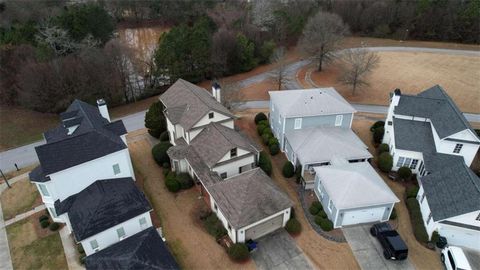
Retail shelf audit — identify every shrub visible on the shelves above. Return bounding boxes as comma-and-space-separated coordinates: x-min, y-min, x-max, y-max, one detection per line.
77, 245, 85, 254
282, 161, 295, 178
40, 219, 50, 229
319, 218, 333, 231
373, 127, 385, 144
259, 152, 272, 176
406, 186, 419, 199
370, 121, 385, 132
203, 214, 228, 240
269, 143, 280, 155
262, 133, 271, 145
176, 173, 194, 189
254, 112, 268, 124
162, 162, 170, 169
311, 201, 323, 211
390, 207, 397, 220
38, 215, 49, 223
398, 166, 412, 180
309, 205, 320, 215
165, 178, 181, 192
262, 127, 273, 137
406, 198, 429, 243
159, 131, 170, 142
285, 218, 302, 235
258, 120, 268, 126
431, 231, 440, 244
378, 143, 389, 154
314, 215, 324, 226
257, 124, 267, 136
268, 137, 279, 147
49, 222, 60, 231
317, 210, 327, 219
145, 101, 167, 138
377, 152, 393, 172
228, 243, 250, 262
152, 142, 172, 166
165, 171, 176, 181
79, 255, 86, 265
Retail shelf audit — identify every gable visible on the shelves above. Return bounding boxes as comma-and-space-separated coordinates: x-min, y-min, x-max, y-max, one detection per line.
192, 110, 232, 129
215, 147, 252, 164
444, 129, 480, 144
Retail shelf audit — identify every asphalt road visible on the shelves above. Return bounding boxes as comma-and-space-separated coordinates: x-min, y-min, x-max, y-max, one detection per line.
1, 46, 479, 173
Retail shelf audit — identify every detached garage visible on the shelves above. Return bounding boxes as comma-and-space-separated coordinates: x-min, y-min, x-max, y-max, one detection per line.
313, 162, 399, 228
208, 168, 293, 243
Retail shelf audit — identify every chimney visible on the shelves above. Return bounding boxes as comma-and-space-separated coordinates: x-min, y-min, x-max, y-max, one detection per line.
97, 98, 110, 122
211, 82, 221, 103
392, 88, 401, 107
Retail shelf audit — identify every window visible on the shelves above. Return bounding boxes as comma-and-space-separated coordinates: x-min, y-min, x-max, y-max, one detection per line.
447, 251, 456, 270
427, 213, 432, 224
317, 182, 324, 198
453, 144, 463, 153
388, 121, 392, 126
117, 227, 126, 239
410, 159, 419, 170
38, 184, 50, 197
113, 164, 121, 175
419, 161, 425, 176
335, 115, 343, 126
214, 203, 218, 211
238, 167, 242, 174
230, 148, 237, 158
228, 224, 232, 231
208, 112, 214, 119
49, 207, 58, 218
476, 213, 480, 221
294, 118, 302, 129
421, 193, 426, 203
396, 157, 405, 168
404, 158, 412, 167
328, 200, 333, 212
139, 217, 147, 229
220, 172, 227, 179
90, 240, 99, 250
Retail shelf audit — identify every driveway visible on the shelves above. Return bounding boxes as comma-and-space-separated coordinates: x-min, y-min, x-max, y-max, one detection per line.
342, 225, 415, 270
251, 229, 313, 270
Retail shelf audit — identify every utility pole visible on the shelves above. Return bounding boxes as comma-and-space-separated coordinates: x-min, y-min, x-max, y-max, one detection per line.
0, 169, 11, 188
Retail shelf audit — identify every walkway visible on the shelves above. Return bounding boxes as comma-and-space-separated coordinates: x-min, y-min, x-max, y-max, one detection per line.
4, 205, 46, 226
59, 227, 85, 270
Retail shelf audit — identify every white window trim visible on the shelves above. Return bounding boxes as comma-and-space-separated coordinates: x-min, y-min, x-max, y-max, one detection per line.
113, 163, 121, 175
90, 239, 99, 250
335, 115, 343, 126
116, 227, 126, 240
328, 199, 333, 213
49, 207, 58, 218
317, 182, 324, 198
294, 118, 302, 129
38, 183, 50, 197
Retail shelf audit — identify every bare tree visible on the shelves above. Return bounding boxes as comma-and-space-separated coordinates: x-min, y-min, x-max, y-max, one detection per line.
338, 48, 380, 95
270, 47, 289, 90
217, 79, 245, 111
298, 11, 349, 72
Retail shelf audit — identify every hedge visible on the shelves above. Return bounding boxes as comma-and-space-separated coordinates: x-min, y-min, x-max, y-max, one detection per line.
285, 218, 302, 235
254, 112, 268, 124
406, 198, 429, 243
398, 166, 412, 180
406, 186, 419, 199
159, 131, 170, 142
258, 120, 268, 126
378, 152, 393, 172
40, 219, 50, 229
262, 133, 271, 145
370, 121, 385, 132
165, 178, 181, 192
259, 152, 272, 176
257, 124, 267, 136
317, 210, 327, 219
309, 205, 320, 215
203, 213, 228, 240
38, 215, 49, 223
269, 143, 280, 155
152, 142, 172, 166
311, 201, 323, 211
314, 216, 333, 231
373, 127, 385, 144
176, 173, 194, 189
378, 143, 389, 154
268, 137, 279, 147
431, 231, 440, 244
49, 222, 60, 231
228, 243, 250, 262
282, 161, 295, 178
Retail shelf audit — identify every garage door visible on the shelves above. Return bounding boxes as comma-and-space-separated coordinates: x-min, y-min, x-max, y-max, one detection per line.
341, 207, 385, 226
245, 214, 284, 240
439, 225, 480, 251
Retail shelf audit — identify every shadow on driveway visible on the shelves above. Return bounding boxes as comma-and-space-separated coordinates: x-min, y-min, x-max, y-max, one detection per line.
251, 229, 313, 270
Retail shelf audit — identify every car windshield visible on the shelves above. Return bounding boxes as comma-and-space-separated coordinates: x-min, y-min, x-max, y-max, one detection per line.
386, 236, 408, 251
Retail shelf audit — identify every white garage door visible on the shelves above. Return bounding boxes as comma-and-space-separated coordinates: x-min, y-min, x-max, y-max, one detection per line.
439, 226, 480, 251
341, 207, 385, 226
245, 214, 284, 240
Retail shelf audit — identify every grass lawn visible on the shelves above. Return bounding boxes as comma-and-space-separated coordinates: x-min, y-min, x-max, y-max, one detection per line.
6, 216, 67, 270
1, 178, 41, 220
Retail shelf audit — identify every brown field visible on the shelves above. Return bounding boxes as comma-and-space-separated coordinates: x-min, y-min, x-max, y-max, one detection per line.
310, 52, 480, 113
1, 177, 41, 220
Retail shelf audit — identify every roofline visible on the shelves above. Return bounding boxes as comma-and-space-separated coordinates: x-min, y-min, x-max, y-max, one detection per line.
299, 154, 373, 165
335, 200, 400, 211
280, 111, 356, 119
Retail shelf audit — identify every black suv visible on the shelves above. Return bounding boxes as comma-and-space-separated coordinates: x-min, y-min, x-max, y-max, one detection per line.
370, 222, 408, 260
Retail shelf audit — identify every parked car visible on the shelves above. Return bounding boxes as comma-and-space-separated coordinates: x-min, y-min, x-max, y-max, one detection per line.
370, 222, 408, 260
441, 246, 472, 270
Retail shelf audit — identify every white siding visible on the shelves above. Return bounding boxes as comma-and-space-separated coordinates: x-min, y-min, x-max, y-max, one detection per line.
192, 111, 231, 128
188, 119, 234, 141
80, 212, 152, 256
212, 155, 255, 179
216, 148, 250, 163
432, 127, 479, 166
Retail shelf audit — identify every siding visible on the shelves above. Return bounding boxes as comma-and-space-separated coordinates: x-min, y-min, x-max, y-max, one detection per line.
284, 113, 353, 131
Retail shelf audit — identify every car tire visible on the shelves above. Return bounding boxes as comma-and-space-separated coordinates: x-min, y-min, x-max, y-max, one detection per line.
370, 227, 377, 236
383, 251, 390, 260
441, 254, 445, 263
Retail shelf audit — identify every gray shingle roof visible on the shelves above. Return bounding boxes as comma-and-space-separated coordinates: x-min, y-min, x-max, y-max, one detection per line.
395, 85, 478, 139
34, 100, 127, 176
208, 168, 293, 229
29, 165, 50, 183
55, 178, 151, 241
85, 227, 179, 270
421, 163, 480, 221
393, 118, 436, 154
160, 79, 234, 130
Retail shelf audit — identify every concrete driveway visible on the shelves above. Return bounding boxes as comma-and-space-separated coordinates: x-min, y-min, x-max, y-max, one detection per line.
251, 229, 313, 270
342, 225, 415, 270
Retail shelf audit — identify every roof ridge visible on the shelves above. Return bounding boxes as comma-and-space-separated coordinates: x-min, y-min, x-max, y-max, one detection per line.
74, 99, 95, 128
179, 79, 213, 108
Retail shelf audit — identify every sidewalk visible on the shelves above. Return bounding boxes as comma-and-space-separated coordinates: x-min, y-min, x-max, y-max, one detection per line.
59, 227, 85, 270
4, 205, 46, 226
0, 201, 13, 270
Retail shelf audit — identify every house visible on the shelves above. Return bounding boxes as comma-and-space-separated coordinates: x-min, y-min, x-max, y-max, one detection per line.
314, 162, 399, 228
382, 85, 480, 250
85, 227, 179, 270
162, 79, 292, 243
283, 127, 372, 189
54, 178, 153, 255
269, 88, 356, 150
29, 99, 134, 223
160, 79, 235, 145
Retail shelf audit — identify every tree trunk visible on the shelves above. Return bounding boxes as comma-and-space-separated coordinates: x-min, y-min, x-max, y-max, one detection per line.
318, 46, 325, 72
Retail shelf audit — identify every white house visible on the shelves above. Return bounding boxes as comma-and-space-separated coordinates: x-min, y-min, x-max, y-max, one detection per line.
314, 162, 399, 228
269, 88, 356, 150
55, 178, 153, 256
29, 99, 134, 223
382, 85, 480, 250
162, 79, 293, 243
